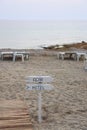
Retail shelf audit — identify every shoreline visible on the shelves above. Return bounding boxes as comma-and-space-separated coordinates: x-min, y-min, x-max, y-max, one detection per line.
0, 41, 87, 51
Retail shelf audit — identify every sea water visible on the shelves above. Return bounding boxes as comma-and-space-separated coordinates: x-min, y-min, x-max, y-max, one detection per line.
0, 20, 87, 49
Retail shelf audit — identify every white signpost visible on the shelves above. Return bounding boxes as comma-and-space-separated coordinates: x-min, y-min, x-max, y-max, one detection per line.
26, 76, 53, 123
26, 84, 53, 90
26, 76, 53, 83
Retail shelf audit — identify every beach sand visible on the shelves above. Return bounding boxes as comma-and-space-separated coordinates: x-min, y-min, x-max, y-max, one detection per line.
0, 50, 87, 130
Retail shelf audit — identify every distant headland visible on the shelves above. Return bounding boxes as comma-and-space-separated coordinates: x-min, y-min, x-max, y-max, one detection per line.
41, 41, 87, 51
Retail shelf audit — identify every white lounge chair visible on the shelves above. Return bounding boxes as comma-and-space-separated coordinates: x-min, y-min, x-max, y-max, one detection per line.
13, 52, 24, 62
57, 52, 65, 60
76, 52, 86, 61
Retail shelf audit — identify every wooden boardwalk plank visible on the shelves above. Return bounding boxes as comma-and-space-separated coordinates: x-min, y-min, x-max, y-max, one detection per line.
0, 100, 33, 130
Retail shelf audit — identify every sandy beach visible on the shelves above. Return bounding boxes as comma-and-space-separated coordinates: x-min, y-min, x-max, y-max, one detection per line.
0, 50, 87, 130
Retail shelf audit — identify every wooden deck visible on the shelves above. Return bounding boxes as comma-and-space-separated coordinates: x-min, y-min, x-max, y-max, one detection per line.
0, 100, 33, 130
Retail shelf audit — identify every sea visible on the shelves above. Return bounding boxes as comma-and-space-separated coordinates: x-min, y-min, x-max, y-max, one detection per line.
0, 20, 87, 49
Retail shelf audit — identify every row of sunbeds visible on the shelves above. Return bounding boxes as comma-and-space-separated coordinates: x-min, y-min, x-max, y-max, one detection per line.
57, 51, 87, 61
0, 51, 30, 61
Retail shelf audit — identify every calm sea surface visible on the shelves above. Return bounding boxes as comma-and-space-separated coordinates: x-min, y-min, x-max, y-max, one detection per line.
0, 20, 87, 49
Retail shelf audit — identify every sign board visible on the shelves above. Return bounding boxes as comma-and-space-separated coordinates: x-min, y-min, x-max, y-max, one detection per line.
26, 76, 53, 83
26, 75, 54, 123
26, 84, 54, 90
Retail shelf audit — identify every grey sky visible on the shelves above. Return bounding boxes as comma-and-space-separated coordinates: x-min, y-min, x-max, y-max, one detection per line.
0, 0, 87, 20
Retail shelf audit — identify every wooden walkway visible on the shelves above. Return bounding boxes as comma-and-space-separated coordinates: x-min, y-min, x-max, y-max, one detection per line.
0, 100, 33, 130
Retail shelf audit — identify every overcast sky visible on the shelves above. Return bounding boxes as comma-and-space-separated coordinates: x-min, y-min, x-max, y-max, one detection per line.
0, 0, 87, 20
